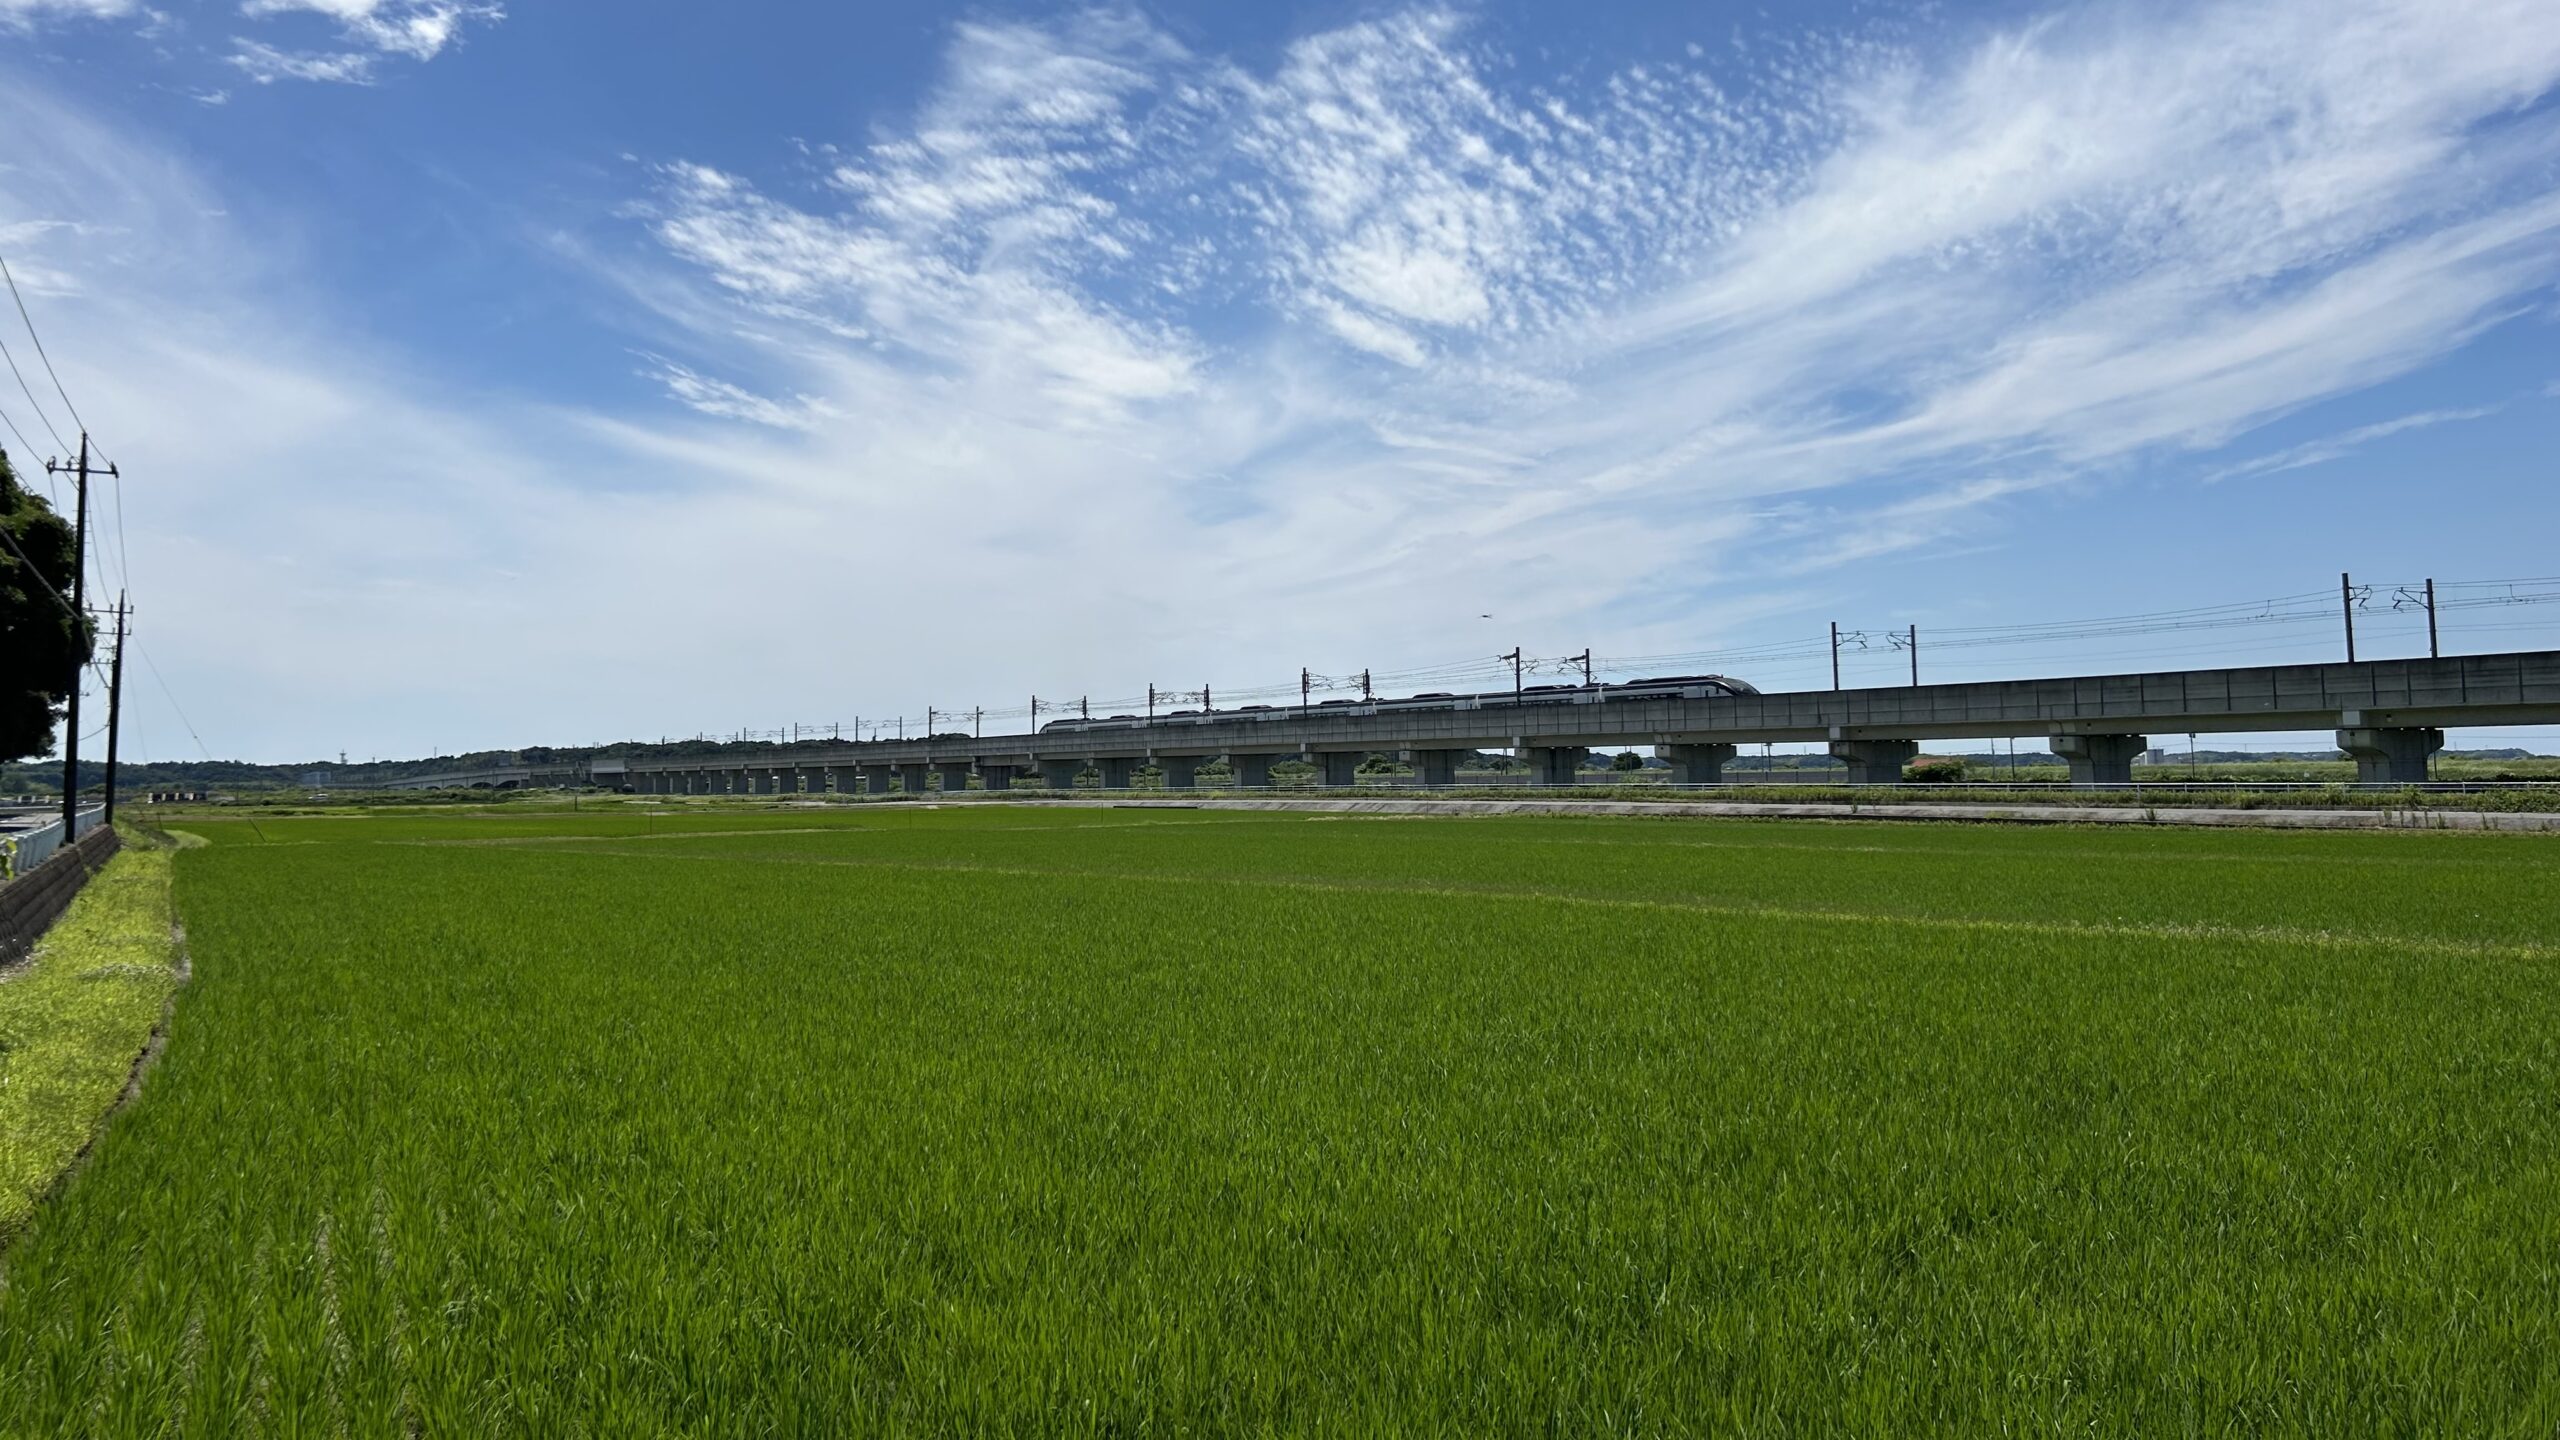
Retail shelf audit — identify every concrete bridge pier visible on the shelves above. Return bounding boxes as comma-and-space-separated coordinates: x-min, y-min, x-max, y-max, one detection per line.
1828, 738, 1918, 785
1157, 756, 1200, 789
1228, 753, 1278, 787
827, 765, 860, 796
1095, 757, 1136, 789
1317, 751, 1360, 787
797, 767, 826, 795
981, 764, 1016, 791
936, 761, 973, 793
2338, 725, 2442, 784
1659, 743, 1736, 785
1039, 759, 1082, 789
896, 763, 929, 794
2051, 733, 2146, 787
866, 768, 893, 796
1525, 746, 1588, 787
1408, 749, 1462, 786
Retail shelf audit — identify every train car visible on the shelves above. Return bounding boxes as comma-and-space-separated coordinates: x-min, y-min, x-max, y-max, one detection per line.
1033, 673, 1755, 734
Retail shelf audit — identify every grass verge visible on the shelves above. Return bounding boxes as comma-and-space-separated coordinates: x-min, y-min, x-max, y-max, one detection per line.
0, 829, 183, 1242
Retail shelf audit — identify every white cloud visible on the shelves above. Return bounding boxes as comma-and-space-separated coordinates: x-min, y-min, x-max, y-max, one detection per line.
238, 0, 499, 66
0, 0, 135, 22
616, 0, 2560, 692
2204, 405, 2501, 483
7, 0, 2560, 760
640, 355, 835, 432
227, 39, 373, 85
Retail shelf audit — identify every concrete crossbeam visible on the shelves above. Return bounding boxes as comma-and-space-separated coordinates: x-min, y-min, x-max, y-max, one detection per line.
2050, 732, 2145, 788
1828, 738, 1918, 785
1659, 742, 1736, 786
1525, 746, 1587, 786
2337, 725, 2442, 785
1408, 749, 1463, 786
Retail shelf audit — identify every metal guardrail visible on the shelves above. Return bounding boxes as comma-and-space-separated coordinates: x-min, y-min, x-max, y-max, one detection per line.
0, 806, 108, 883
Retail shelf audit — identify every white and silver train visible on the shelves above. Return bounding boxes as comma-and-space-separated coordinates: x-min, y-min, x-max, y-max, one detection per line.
1037, 674, 1759, 735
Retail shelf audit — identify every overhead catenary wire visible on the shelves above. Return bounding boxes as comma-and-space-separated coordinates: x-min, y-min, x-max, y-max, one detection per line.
671, 571, 2560, 750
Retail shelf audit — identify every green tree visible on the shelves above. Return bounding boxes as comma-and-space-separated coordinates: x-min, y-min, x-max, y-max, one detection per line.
0, 453, 91, 763
1611, 750, 1644, 772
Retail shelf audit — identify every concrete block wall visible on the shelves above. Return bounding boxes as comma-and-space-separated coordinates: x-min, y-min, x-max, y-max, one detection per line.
0, 825, 123, 969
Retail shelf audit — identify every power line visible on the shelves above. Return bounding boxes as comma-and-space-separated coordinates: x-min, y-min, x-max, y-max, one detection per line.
0, 406, 44, 477
0, 514, 80, 621
0, 329, 67, 458
0, 250, 121, 594
0, 252, 93, 448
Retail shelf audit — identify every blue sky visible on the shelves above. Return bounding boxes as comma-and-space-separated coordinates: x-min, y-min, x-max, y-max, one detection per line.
3, 0, 2557, 763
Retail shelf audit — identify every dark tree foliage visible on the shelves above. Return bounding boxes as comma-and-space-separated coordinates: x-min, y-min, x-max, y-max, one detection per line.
0, 452, 91, 763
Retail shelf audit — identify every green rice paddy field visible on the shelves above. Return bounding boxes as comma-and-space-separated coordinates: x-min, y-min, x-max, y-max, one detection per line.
3, 804, 2557, 1434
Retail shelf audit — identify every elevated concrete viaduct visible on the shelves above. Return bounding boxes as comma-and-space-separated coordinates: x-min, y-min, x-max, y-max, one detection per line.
595, 649, 2559, 794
